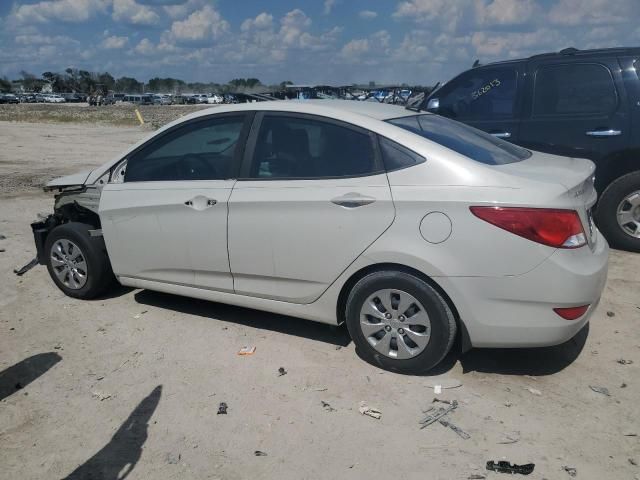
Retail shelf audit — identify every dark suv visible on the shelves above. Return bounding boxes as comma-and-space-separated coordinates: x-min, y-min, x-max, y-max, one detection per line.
423, 47, 640, 252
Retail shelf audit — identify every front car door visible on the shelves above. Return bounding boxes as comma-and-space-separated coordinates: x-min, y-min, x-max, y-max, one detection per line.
100, 113, 251, 291
227, 112, 395, 304
518, 58, 629, 170
428, 63, 523, 142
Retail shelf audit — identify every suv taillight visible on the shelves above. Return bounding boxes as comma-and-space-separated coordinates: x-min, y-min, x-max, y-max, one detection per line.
470, 207, 586, 248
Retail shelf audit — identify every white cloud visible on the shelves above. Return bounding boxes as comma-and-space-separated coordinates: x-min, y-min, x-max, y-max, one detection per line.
393, 0, 471, 33
167, 5, 230, 42
241, 12, 273, 32
323, 0, 336, 15
112, 0, 160, 25
548, 0, 639, 26
358, 10, 378, 20
133, 37, 155, 55
163, 0, 204, 19
15, 34, 79, 46
103, 35, 129, 49
10, 0, 108, 23
477, 0, 539, 26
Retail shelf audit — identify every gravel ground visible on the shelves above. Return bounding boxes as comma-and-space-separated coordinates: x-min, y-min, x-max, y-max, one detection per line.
0, 120, 639, 480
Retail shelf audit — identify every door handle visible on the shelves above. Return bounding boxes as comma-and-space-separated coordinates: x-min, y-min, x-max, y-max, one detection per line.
490, 131, 511, 139
331, 193, 376, 208
585, 129, 622, 137
184, 196, 217, 210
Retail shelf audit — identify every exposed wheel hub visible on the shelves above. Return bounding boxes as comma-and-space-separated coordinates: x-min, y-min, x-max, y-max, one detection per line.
359, 288, 431, 360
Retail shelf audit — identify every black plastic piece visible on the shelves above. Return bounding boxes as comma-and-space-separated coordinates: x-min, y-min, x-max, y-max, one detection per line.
486, 461, 535, 475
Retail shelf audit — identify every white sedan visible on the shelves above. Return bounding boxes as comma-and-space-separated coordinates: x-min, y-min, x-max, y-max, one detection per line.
31, 100, 608, 373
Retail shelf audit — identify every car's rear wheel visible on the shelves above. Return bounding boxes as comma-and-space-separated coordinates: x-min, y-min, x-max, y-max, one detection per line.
345, 271, 457, 374
596, 171, 640, 252
45, 222, 114, 299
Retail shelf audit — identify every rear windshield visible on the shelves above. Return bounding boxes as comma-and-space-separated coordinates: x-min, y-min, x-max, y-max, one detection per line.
386, 114, 531, 165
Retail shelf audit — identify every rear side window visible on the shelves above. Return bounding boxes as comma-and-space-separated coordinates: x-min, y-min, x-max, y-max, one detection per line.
125, 115, 245, 182
434, 67, 518, 120
249, 114, 379, 179
379, 137, 425, 171
533, 63, 617, 116
387, 114, 531, 165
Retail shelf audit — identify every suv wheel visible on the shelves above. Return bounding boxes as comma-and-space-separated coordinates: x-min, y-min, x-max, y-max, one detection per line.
345, 271, 457, 374
596, 171, 640, 252
44, 222, 115, 299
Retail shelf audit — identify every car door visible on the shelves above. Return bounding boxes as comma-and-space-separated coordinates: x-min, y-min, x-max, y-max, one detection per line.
518, 58, 629, 162
227, 112, 395, 304
427, 63, 523, 142
100, 113, 251, 291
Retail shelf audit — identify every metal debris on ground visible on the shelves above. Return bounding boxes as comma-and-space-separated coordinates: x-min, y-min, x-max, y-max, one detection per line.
486, 461, 535, 475
238, 346, 256, 356
589, 385, 611, 396
498, 432, 521, 444
439, 418, 471, 439
321, 401, 336, 412
562, 465, 577, 477
254, 450, 268, 456
13, 257, 38, 276
133, 310, 148, 319
91, 391, 112, 401
217, 402, 228, 415
278, 367, 287, 376
419, 399, 470, 439
607, 311, 615, 317
525, 387, 542, 396
617, 359, 633, 365
359, 401, 381, 419
425, 379, 463, 390
468, 475, 486, 479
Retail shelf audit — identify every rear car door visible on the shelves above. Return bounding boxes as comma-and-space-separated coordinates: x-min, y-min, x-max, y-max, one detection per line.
518, 58, 629, 162
99, 113, 251, 291
227, 112, 395, 304
428, 63, 522, 141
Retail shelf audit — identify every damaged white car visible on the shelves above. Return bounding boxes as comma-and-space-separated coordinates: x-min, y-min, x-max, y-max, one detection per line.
30, 100, 608, 373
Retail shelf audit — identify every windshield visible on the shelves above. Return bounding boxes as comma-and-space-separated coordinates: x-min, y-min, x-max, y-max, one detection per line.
387, 114, 531, 165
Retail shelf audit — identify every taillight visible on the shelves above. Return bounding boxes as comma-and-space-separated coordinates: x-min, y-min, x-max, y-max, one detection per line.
553, 305, 589, 320
470, 206, 586, 248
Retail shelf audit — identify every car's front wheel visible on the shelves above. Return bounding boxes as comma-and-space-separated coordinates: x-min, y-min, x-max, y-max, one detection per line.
44, 222, 114, 299
345, 271, 457, 374
596, 171, 640, 252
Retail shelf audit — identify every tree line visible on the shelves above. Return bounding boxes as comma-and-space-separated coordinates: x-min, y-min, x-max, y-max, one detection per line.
0, 69, 290, 94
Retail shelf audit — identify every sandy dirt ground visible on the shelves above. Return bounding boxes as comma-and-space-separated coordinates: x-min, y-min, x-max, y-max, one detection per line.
0, 120, 639, 480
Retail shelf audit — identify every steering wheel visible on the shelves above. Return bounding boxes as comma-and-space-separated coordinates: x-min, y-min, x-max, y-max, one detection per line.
178, 153, 217, 180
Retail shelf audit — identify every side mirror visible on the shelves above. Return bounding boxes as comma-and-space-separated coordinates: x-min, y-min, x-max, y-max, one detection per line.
426, 98, 439, 111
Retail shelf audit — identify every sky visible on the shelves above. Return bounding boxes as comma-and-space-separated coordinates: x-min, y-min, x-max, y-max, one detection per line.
0, 0, 638, 86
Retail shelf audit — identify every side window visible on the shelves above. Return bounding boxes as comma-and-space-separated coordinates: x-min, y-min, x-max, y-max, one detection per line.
379, 136, 425, 171
533, 63, 617, 116
249, 115, 379, 179
437, 67, 518, 120
125, 115, 245, 182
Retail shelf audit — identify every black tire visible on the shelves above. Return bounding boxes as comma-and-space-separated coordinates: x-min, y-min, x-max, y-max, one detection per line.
345, 271, 457, 374
595, 171, 640, 252
44, 222, 114, 299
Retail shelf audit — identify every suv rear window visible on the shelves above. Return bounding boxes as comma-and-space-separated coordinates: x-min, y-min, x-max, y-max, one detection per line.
387, 114, 531, 165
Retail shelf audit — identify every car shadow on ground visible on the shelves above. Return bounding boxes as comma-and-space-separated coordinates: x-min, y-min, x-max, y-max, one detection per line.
134, 290, 352, 347
61, 385, 162, 480
0, 352, 62, 401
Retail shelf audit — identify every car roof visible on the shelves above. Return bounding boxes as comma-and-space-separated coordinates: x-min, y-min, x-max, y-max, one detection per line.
482, 46, 640, 68
188, 99, 419, 122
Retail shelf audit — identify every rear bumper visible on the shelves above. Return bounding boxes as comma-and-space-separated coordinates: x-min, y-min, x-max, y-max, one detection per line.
443, 231, 609, 348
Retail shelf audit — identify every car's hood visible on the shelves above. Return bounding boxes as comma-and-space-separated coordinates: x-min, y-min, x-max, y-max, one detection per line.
44, 169, 93, 191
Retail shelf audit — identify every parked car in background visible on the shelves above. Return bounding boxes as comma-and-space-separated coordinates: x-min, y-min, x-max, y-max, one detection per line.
152, 94, 172, 105
31, 101, 607, 373
0, 93, 20, 104
192, 94, 209, 104
207, 94, 224, 104
423, 47, 640, 252
61, 93, 84, 103
44, 94, 65, 103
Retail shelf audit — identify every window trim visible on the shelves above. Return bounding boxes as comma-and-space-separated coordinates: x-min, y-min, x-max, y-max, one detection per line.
531, 62, 619, 118
376, 134, 426, 173
118, 111, 254, 184
238, 111, 384, 181
434, 64, 521, 121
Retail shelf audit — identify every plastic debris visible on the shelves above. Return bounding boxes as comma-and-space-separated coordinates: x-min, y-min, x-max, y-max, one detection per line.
498, 432, 521, 444
525, 387, 542, 396
434, 385, 442, 394
606, 311, 615, 317
254, 450, 268, 456
278, 367, 287, 376
425, 379, 463, 390
14, 257, 38, 276
92, 391, 112, 401
617, 359, 633, 365
468, 475, 486, 479
321, 401, 336, 412
562, 465, 577, 477
486, 461, 535, 475
0, 234, 6, 240
629, 458, 638, 466
237, 346, 256, 356
359, 401, 381, 419
217, 402, 228, 415
589, 385, 610, 396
